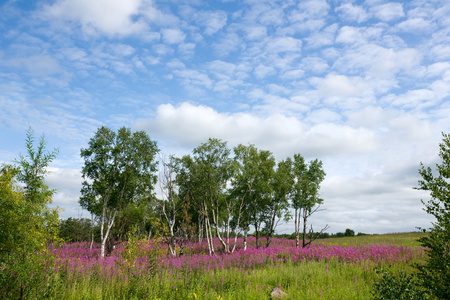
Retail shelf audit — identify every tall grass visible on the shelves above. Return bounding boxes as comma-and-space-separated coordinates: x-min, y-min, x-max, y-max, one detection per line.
1, 233, 427, 299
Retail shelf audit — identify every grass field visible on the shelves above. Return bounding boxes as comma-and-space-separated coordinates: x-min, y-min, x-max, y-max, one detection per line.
316, 232, 427, 247
2, 232, 428, 300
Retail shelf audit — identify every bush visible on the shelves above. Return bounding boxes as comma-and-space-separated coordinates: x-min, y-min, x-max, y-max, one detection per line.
372, 267, 428, 300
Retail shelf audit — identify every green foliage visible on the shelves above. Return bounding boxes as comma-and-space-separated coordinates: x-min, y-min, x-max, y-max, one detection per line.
232, 144, 276, 247
59, 217, 99, 243
345, 228, 355, 237
0, 250, 59, 300
291, 155, 326, 212
79, 126, 159, 257
0, 129, 60, 299
415, 132, 450, 299
372, 267, 428, 300
0, 164, 24, 255
0, 129, 60, 257
79, 126, 159, 216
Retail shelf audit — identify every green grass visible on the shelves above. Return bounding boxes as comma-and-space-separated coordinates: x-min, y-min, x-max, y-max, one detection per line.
316, 232, 427, 247
55, 232, 425, 300
55, 258, 413, 300
2, 232, 426, 300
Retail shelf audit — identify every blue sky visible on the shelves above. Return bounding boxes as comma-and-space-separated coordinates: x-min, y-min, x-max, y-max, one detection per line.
1, 0, 449, 234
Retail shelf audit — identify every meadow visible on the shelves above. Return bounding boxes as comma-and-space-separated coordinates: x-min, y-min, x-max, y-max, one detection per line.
6, 232, 427, 300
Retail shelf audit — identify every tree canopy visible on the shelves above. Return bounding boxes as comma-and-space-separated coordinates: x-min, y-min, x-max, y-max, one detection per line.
79, 126, 159, 257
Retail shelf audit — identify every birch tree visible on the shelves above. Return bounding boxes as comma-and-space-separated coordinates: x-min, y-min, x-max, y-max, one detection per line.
177, 139, 239, 254
263, 158, 294, 248
291, 154, 327, 248
79, 126, 158, 258
232, 144, 275, 249
157, 154, 183, 256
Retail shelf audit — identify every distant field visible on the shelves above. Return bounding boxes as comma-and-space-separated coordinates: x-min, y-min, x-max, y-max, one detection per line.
317, 231, 427, 247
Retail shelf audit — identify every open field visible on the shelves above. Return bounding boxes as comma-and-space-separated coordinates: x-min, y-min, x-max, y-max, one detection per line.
316, 232, 427, 247
2, 232, 427, 300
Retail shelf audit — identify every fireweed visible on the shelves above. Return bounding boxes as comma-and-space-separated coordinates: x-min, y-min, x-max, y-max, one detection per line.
6, 237, 424, 299
49, 237, 425, 279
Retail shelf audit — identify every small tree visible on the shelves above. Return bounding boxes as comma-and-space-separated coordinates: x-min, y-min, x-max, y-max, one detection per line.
291, 154, 327, 247
0, 129, 60, 299
13, 128, 60, 254
415, 132, 450, 298
344, 228, 355, 237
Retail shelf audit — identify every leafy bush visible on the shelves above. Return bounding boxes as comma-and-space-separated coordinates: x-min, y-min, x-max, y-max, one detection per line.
372, 267, 428, 300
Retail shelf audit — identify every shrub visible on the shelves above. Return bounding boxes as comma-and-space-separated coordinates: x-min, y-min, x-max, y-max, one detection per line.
372, 267, 428, 300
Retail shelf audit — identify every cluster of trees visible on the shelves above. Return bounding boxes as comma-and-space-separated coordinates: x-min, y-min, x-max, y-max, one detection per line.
78, 126, 328, 257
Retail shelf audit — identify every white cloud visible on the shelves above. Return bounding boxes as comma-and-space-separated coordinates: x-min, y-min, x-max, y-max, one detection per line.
196, 11, 228, 35
161, 28, 186, 44
429, 45, 450, 61
43, 0, 147, 36
397, 18, 432, 33
173, 69, 212, 88
293, 0, 330, 21
334, 44, 421, 81
244, 26, 267, 40
335, 26, 364, 44
254, 64, 276, 79
213, 32, 240, 56
166, 58, 185, 69
109, 44, 135, 56
134, 102, 379, 159
207, 60, 236, 78
7, 55, 62, 75
335, 3, 369, 23
316, 73, 370, 98
280, 69, 305, 80
371, 2, 405, 22
266, 37, 302, 54
301, 56, 329, 74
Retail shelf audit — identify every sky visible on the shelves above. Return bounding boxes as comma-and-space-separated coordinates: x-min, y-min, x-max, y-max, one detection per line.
1, 0, 449, 235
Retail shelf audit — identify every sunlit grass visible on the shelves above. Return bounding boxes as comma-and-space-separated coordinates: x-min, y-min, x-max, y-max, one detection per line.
5, 232, 426, 299
56, 256, 415, 300
44, 233, 426, 299
317, 232, 427, 247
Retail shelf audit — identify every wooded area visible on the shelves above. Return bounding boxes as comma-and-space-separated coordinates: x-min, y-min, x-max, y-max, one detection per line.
78, 126, 327, 257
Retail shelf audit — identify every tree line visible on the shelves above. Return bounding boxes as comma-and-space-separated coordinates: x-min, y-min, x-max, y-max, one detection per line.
78, 126, 327, 257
